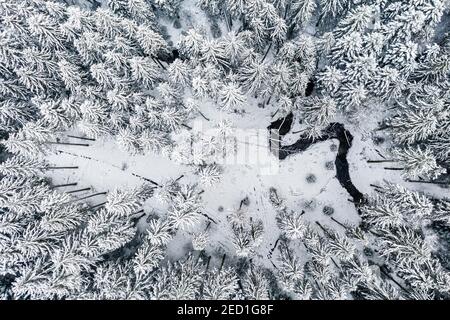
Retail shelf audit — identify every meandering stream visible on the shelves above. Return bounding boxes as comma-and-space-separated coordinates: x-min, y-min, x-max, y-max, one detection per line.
269, 117, 365, 205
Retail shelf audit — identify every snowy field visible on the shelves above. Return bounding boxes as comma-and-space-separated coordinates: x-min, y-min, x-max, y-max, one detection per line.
45, 103, 449, 268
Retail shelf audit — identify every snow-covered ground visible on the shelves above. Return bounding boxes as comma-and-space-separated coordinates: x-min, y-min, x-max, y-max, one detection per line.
44, 99, 449, 271
43, 0, 449, 270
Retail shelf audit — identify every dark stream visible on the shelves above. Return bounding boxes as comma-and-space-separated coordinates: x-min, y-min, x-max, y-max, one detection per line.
269, 117, 365, 205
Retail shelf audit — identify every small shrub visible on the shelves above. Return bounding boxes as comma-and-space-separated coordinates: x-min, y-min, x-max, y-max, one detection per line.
325, 161, 334, 170
306, 174, 317, 183
322, 206, 334, 216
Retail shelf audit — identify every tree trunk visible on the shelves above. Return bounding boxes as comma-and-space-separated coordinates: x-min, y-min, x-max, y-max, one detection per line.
198, 110, 210, 121
269, 236, 281, 256
315, 221, 333, 238
330, 256, 339, 268
407, 179, 448, 185
271, 108, 279, 118
152, 57, 167, 70
261, 42, 273, 63
66, 187, 91, 194
201, 213, 218, 224
378, 264, 410, 294
375, 124, 390, 131
367, 159, 396, 163
224, 10, 231, 32
51, 182, 78, 188
67, 135, 96, 141
316, 13, 324, 27
88, 202, 106, 211
205, 256, 211, 272
71, 192, 107, 203
219, 254, 226, 272
174, 174, 184, 182
330, 216, 349, 230
47, 142, 89, 147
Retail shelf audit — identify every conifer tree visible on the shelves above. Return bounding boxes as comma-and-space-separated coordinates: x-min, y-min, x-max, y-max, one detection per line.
392, 146, 446, 180
242, 266, 270, 299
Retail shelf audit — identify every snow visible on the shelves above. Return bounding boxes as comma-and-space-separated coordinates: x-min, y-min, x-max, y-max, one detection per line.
47, 100, 450, 270
45, 119, 361, 269
41, 0, 450, 270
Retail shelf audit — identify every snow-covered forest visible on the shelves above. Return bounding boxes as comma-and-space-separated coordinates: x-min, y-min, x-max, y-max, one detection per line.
0, 0, 449, 300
